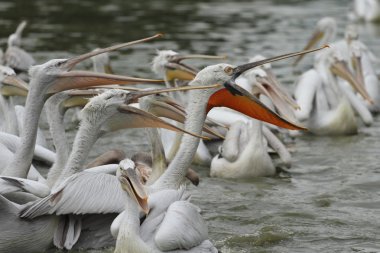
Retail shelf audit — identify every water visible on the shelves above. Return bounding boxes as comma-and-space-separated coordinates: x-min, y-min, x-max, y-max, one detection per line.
1, 0, 380, 252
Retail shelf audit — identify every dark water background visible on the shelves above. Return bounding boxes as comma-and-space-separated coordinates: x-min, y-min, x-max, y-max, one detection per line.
0, 0, 379, 252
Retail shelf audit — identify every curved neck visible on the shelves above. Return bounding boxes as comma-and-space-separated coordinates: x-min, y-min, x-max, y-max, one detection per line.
55, 119, 101, 186
46, 95, 71, 187
154, 88, 208, 190
2, 83, 47, 178
114, 196, 151, 253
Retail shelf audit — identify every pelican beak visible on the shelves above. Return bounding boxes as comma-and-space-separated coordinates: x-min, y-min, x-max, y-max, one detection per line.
118, 163, 149, 214
208, 46, 328, 130
1, 75, 29, 97
47, 34, 164, 94
263, 69, 300, 110
165, 54, 226, 81
114, 105, 210, 140
252, 74, 299, 122
330, 60, 373, 104
63, 34, 163, 71
293, 29, 325, 66
145, 95, 225, 139
62, 89, 102, 108
48, 71, 164, 94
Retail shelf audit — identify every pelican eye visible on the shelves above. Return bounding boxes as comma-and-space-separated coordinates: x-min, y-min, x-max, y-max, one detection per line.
224, 66, 234, 76
56, 61, 66, 67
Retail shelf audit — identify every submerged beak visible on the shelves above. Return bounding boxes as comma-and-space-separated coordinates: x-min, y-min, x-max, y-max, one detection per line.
165, 54, 226, 81
210, 46, 328, 130
118, 164, 149, 214
330, 60, 373, 104
63, 34, 162, 71
293, 29, 325, 66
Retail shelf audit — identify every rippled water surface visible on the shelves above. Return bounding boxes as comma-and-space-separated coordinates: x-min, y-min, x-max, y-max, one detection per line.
1, 0, 379, 252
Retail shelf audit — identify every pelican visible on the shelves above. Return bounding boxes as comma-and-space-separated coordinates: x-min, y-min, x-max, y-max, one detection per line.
1, 34, 164, 179
114, 159, 218, 253
351, 0, 380, 22
4, 21, 35, 73
209, 62, 296, 178
294, 48, 373, 135
293, 17, 380, 113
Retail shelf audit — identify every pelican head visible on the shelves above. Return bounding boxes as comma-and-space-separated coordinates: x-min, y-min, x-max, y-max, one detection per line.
152, 50, 226, 82
117, 159, 149, 214
328, 49, 373, 103
293, 17, 336, 66
201, 46, 326, 130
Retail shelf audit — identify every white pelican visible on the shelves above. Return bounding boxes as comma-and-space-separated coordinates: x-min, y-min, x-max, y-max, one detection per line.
351, 0, 380, 22
114, 159, 218, 253
294, 48, 373, 135
4, 21, 35, 73
209, 62, 296, 178
1, 34, 164, 179
293, 17, 380, 113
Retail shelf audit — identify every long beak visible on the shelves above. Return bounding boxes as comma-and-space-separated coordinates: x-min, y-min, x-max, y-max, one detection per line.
207, 85, 306, 130
265, 69, 300, 110
147, 96, 225, 139
124, 84, 222, 103
231, 45, 328, 79
330, 60, 373, 104
48, 71, 164, 94
253, 75, 298, 122
115, 105, 210, 140
63, 34, 163, 70
293, 29, 325, 66
62, 89, 102, 108
0, 85, 28, 97
118, 165, 149, 214
165, 54, 226, 81
211, 46, 328, 130
2, 75, 29, 91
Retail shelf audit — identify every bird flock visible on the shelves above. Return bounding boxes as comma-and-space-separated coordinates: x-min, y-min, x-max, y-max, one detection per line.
0, 0, 379, 252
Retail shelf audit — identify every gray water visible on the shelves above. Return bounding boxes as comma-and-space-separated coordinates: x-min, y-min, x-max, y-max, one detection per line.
1, 0, 379, 252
